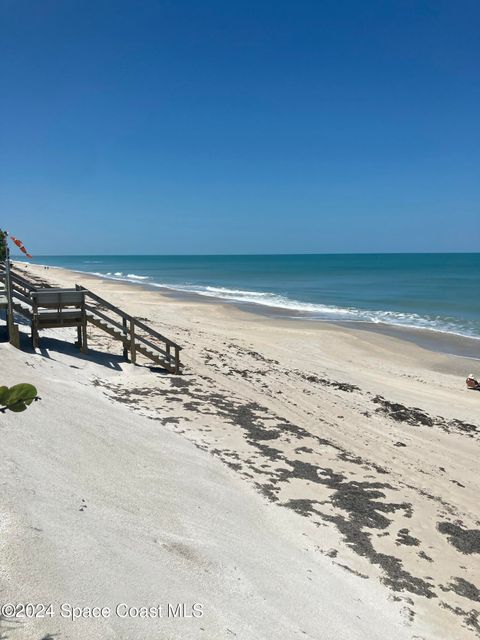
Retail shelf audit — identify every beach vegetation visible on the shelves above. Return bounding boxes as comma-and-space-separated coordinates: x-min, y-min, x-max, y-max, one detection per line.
0, 229, 6, 261
0, 383, 39, 413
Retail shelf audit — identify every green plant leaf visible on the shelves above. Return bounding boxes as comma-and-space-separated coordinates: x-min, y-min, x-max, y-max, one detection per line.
6, 384, 37, 406
3, 384, 38, 412
0, 386, 9, 406
8, 402, 28, 413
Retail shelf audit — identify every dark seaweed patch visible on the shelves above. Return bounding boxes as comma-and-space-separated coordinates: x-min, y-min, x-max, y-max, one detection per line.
372, 396, 478, 438
298, 372, 360, 393
285, 498, 322, 517
441, 578, 480, 603
439, 601, 480, 633
396, 529, 420, 547
372, 397, 433, 426
282, 469, 432, 597
295, 446, 313, 454
418, 551, 433, 562
96, 374, 437, 600
437, 522, 480, 555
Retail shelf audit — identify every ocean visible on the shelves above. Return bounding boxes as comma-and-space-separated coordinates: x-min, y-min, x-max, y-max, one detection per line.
18, 253, 480, 340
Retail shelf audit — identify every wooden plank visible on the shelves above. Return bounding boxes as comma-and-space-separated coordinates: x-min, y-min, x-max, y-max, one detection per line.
122, 317, 129, 360
87, 315, 127, 341
36, 320, 86, 329
9, 272, 38, 291
10, 324, 20, 349
131, 331, 170, 361
77, 286, 133, 321
135, 344, 176, 371
86, 306, 172, 363
130, 319, 137, 364
31, 289, 84, 307
85, 305, 127, 334
10, 289, 31, 305
132, 317, 182, 350
5, 257, 15, 340
87, 310, 172, 362
12, 302, 32, 319
36, 310, 83, 322
174, 346, 181, 374
80, 298, 88, 354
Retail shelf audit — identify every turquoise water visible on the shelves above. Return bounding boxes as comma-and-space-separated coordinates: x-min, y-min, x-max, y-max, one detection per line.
18, 254, 480, 339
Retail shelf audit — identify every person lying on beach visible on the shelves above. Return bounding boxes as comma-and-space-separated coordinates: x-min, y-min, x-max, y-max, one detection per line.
466, 374, 480, 390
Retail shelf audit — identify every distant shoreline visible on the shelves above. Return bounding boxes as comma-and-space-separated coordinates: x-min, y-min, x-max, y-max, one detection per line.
15, 259, 480, 361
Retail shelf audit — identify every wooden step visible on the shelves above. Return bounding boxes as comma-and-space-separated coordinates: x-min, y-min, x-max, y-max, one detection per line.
12, 302, 32, 320
87, 313, 128, 342
136, 343, 178, 372
87, 312, 180, 372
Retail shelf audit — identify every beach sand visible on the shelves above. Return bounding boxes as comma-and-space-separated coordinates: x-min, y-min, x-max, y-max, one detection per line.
1, 262, 479, 639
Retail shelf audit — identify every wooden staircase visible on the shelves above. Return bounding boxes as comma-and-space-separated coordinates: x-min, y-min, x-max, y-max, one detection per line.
0, 265, 183, 373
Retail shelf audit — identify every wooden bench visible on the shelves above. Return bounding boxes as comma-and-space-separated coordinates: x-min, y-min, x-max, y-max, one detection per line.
30, 288, 88, 353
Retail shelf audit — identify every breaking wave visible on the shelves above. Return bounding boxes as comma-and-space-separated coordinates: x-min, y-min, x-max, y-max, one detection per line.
148, 283, 479, 339
70, 270, 480, 339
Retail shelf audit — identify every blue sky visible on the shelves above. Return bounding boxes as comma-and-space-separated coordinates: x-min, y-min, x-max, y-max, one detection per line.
1, 0, 479, 254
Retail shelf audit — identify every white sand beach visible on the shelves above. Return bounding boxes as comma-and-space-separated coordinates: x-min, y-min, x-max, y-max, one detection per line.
1, 262, 479, 640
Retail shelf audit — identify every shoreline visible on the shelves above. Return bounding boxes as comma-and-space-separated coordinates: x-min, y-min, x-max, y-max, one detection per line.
15, 260, 480, 361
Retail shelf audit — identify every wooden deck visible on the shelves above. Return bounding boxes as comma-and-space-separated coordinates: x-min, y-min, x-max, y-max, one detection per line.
0, 264, 183, 374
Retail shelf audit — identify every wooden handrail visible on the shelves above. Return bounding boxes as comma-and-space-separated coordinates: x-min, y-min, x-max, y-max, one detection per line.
86, 303, 171, 358
130, 331, 170, 361
10, 288, 31, 306
2, 268, 52, 292
77, 285, 133, 320
77, 285, 182, 350
7, 270, 39, 291
85, 304, 128, 335
130, 317, 182, 350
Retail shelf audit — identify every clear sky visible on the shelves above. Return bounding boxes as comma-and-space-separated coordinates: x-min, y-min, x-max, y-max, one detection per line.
1, 0, 479, 255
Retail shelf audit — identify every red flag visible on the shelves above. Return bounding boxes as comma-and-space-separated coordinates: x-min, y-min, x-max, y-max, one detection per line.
10, 236, 23, 249
9, 234, 33, 259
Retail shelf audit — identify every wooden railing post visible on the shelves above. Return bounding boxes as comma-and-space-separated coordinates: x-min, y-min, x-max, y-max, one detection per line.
80, 293, 88, 354
130, 319, 137, 364
9, 323, 19, 348
74, 285, 81, 348
4, 250, 16, 347
122, 317, 129, 360
174, 345, 180, 374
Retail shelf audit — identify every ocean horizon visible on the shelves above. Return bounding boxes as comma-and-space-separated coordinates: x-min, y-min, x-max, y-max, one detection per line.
14, 252, 480, 340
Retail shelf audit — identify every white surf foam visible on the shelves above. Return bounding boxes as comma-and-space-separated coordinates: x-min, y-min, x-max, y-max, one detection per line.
149, 282, 479, 339
74, 270, 480, 340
